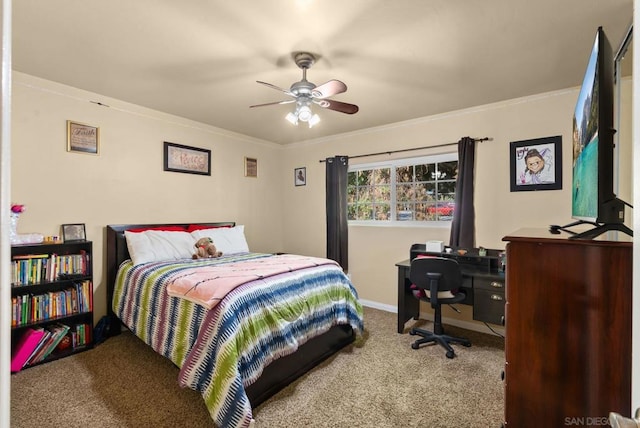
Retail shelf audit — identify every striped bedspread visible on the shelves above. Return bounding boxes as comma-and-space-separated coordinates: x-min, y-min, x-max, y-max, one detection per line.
112, 253, 364, 428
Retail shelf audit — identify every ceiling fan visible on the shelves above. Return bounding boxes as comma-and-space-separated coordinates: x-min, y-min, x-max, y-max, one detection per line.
250, 52, 359, 127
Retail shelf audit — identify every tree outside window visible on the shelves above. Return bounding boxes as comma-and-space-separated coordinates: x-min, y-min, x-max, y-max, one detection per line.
347, 154, 457, 223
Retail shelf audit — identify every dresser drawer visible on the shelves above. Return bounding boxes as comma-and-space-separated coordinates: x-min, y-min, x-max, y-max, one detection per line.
473, 288, 505, 325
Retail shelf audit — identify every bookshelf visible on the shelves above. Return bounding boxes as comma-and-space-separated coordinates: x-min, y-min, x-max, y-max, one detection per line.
10, 240, 94, 372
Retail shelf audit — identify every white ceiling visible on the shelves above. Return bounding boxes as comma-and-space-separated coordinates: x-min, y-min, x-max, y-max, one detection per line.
12, 0, 633, 145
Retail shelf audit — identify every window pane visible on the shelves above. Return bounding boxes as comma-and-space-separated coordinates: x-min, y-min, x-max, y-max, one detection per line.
438, 161, 457, 180
374, 203, 390, 220
396, 203, 414, 221
347, 184, 357, 203
414, 164, 430, 182
396, 183, 415, 203
375, 168, 391, 184
358, 170, 372, 185
374, 185, 390, 202
437, 181, 456, 199
347, 204, 357, 220
414, 183, 436, 201
396, 166, 412, 183
434, 202, 455, 220
357, 204, 373, 220
416, 203, 435, 221
347, 171, 357, 186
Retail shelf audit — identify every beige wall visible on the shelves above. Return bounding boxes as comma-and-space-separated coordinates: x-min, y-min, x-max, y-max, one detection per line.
12, 72, 286, 320
12, 72, 633, 332
281, 86, 633, 328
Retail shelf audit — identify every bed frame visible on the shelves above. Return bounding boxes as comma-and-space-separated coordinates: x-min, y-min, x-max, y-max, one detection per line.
105, 223, 355, 407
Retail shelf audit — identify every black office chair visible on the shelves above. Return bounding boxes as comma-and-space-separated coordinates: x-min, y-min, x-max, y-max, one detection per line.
409, 257, 471, 358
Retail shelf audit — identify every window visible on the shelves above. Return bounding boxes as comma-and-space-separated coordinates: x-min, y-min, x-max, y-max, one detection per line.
347, 153, 458, 223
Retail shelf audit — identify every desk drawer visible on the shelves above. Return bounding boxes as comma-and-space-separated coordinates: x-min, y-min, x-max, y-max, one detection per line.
473, 288, 505, 325
474, 277, 504, 291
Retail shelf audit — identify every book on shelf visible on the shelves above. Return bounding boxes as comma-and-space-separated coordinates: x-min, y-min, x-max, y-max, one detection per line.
26, 323, 70, 366
10, 327, 45, 372
23, 329, 52, 367
71, 323, 91, 347
11, 250, 90, 286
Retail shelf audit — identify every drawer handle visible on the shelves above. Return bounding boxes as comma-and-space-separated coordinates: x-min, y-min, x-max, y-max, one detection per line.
491, 281, 503, 288
490, 294, 503, 301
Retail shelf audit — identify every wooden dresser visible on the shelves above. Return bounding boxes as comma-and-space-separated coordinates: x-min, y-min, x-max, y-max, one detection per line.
502, 228, 632, 427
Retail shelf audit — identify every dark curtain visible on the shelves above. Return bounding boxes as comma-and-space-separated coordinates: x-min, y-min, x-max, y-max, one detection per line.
325, 155, 349, 271
449, 137, 476, 248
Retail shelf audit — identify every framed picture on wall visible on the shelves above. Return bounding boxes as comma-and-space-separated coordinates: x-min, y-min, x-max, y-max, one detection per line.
67, 121, 100, 155
163, 141, 211, 176
510, 135, 562, 192
295, 167, 306, 186
244, 157, 258, 177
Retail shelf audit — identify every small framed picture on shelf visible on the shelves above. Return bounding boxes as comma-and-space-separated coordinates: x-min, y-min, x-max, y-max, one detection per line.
62, 223, 86, 242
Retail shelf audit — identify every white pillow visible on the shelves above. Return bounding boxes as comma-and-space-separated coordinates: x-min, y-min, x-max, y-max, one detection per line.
125, 230, 195, 266
191, 225, 249, 255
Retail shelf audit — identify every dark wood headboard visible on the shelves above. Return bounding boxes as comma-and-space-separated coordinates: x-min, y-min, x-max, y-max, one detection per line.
105, 222, 235, 333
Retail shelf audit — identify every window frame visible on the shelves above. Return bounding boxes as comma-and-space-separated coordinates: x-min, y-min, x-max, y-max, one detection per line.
347, 152, 458, 227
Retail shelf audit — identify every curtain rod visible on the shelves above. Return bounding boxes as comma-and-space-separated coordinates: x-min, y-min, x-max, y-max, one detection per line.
318, 137, 492, 162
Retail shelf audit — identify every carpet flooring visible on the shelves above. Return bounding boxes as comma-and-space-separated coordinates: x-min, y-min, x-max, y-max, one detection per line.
11, 307, 505, 427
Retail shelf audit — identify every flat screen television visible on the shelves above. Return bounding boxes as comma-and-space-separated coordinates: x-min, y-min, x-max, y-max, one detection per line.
552, 26, 632, 239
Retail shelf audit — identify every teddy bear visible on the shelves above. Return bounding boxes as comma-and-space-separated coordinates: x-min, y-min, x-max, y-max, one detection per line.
192, 237, 223, 259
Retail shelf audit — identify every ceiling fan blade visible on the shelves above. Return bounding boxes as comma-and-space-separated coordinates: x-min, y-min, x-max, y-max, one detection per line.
256, 81, 294, 97
249, 99, 296, 108
320, 99, 359, 114
311, 79, 347, 98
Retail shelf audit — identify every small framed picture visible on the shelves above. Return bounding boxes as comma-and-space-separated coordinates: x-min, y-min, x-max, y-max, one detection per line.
67, 121, 100, 155
62, 224, 86, 242
295, 167, 306, 186
245, 157, 258, 177
510, 135, 562, 192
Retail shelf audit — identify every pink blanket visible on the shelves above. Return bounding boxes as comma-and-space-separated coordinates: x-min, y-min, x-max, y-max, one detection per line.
166, 254, 339, 309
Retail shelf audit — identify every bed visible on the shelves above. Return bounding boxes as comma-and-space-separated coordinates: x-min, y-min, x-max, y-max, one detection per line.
105, 222, 363, 428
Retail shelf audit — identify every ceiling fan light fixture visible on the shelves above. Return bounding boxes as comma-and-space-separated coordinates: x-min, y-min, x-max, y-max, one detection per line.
297, 105, 313, 122
253, 51, 358, 128
308, 114, 321, 128
285, 111, 298, 125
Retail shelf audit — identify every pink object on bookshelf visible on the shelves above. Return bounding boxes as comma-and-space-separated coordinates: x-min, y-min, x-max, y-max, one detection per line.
10, 327, 45, 372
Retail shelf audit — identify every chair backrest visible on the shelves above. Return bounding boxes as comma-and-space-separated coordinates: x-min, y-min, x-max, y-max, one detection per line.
409, 257, 462, 292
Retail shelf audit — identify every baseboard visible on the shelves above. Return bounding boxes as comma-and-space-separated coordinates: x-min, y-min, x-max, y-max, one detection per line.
359, 299, 396, 313
359, 298, 505, 337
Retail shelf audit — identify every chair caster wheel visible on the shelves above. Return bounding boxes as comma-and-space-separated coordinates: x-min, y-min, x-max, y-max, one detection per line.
446, 351, 455, 359
409, 329, 416, 336
463, 342, 472, 347
411, 343, 419, 350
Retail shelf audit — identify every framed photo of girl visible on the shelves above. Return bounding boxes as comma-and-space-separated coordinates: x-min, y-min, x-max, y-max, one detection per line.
510, 135, 562, 192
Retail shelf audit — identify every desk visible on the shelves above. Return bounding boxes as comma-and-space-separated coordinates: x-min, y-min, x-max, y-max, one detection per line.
395, 245, 505, 333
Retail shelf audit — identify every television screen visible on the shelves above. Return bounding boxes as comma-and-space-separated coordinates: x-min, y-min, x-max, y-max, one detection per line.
561, 26, 632, 239
571, 29, 602, 222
